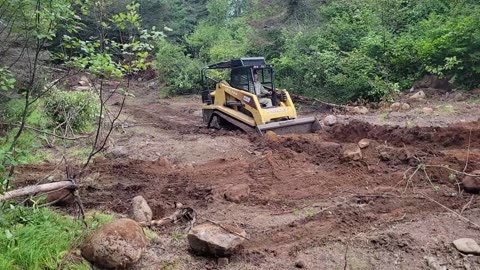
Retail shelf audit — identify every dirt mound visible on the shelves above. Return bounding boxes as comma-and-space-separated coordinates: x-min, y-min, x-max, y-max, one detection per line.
330, 120, 480, 148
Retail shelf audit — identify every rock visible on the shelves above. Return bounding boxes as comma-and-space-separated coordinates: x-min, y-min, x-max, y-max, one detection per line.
147, 81, 157, 90
409, 91, 426, 100
425, 256, 447, 270
224, 184, 250, 203
318, 141, 342, 152
357, 139, 370, 149
105, 146, 128, 159
131, 196, 153, 223
192, 110, 203, 117
462, 170, 480, 194
217, 257, 229, 267
265, 130, 278, 140
188, 223, 247, 256
295, 260, 306, 268
343, 146, 362, 161
401, 103, 411, 110
452, 238, 480, 255
396, 148, 411, 162
453, 92, 465, 101
157, 156, 172, 168
352, 106, 369, 115
379, 151, 390, 161
81, 218, 148, 269
78, 76, 91, 86
323, 115, 337, 126
422, 107, 434, 114
390, 102, 402, 111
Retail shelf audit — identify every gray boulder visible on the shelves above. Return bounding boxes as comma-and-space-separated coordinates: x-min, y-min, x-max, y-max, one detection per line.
323, 115, 337, 126
453, 238, 480, 255
188, 223, 247, 256
131, 195, 153, 223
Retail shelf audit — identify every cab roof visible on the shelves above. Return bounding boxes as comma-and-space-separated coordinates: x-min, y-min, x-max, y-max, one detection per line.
205, 57, 271, 69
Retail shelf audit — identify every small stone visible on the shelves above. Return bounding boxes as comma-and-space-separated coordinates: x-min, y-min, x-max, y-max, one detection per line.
462, 170, 480, 194
453, 92, 465, 101
401, 103, 411, 110
217, 257, 229, 267
131, 195, 153, 223
157, 156, 172, 168
352, 106, 369, 115
105, 146, 128, 159
295, 260, 306, 268
422, 107, 434, 114
265, 130, 277, 140
147, 81, 157, 89
343, 145, 362, 161
81, 218, 148, 269
224, 184, 250, 203
390, 102, 401, 111
323, 115, 337, 126
409, 91, 426, 100
424, 256, 447, 270
396, 148, 411, 162
188, 223, 247, 256
453, 238, 480, 255
379, 151, 390, 161
358, 139, 370, 149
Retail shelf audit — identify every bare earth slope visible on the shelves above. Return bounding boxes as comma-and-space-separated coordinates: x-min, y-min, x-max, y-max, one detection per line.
17, 84, 480, 269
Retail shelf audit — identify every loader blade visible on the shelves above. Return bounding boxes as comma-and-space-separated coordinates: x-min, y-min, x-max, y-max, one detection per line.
257, 116, 321, 135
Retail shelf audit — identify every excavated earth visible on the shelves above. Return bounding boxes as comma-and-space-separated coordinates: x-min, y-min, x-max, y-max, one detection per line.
16, 83, 480, 269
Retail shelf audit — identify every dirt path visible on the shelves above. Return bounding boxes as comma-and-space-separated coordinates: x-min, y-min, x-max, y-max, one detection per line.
16, 84, 480, 269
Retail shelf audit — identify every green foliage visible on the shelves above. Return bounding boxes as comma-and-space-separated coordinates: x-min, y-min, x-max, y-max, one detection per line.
0, 207, 85, 270
0, 67, 16, 91
138, 0, 207, 40
270, 0, 480, 102
44, 89, 100, 132
155, 39, 203, 95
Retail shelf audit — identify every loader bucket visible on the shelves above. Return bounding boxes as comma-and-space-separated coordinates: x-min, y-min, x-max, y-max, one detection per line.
257, 116, 321, 135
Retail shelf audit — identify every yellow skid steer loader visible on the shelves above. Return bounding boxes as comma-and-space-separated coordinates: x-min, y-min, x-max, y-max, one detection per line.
201, 57, 320, 135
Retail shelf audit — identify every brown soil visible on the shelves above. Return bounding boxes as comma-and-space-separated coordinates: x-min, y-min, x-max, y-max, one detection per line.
15, 82, 480, 269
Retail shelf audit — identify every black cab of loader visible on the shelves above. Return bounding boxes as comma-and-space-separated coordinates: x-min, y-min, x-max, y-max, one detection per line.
201, 57, 281, 106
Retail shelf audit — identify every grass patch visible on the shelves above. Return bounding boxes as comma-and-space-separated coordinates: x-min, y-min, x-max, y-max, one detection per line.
0, 206, 85, 270
0, 207, 115, 270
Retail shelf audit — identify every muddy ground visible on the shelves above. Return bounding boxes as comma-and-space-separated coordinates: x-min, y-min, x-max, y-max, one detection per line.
16, 82, 480, 269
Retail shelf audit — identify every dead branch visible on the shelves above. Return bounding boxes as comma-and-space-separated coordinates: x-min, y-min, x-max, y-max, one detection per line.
460, 195, 475, 215
417, 192, 480, 230
140, 206, 196, 228
0, 181, 76, 202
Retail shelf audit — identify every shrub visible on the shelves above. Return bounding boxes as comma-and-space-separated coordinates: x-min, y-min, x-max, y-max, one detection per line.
155, 39, 203, 95
44, 89, 99, 133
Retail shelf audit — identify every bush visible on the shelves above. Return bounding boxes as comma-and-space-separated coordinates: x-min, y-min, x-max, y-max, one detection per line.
44, 89, 99, 133
155, 39, 203, 95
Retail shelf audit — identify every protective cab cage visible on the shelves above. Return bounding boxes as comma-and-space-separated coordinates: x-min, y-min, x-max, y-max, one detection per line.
201, 57, 282, 107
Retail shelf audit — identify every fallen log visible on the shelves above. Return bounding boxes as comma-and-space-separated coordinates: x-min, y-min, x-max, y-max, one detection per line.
0, 181, 76, 202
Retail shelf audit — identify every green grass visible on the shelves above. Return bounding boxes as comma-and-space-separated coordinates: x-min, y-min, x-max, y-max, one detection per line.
0, 207, 85, 270
0, 207, 115, 270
